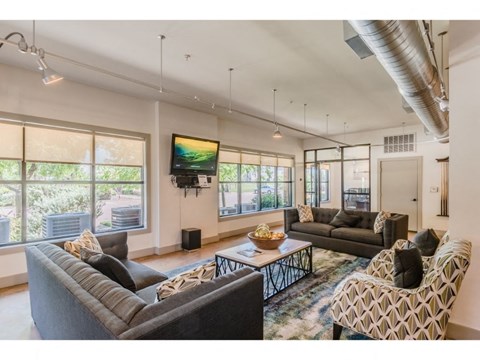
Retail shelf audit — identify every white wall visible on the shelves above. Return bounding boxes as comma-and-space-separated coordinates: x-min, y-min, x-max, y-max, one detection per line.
0, 63, 158, 284
304, 124, 449, 232
0, 63, 304, 286
448, 20, 480, 337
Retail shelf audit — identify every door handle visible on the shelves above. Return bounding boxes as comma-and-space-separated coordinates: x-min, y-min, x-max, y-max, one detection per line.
412, 198, 417, 202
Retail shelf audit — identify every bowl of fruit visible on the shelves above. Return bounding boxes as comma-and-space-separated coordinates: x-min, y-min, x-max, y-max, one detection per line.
247, 224, 288, 250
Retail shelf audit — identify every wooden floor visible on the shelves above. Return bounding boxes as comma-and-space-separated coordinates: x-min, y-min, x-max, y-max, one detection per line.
0, 230, 253, 340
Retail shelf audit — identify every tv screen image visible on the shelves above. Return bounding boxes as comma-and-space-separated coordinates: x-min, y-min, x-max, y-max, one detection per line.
170, 134, 220, 175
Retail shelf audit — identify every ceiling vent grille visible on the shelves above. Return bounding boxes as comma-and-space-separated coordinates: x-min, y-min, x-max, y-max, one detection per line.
384, 133, 416, 153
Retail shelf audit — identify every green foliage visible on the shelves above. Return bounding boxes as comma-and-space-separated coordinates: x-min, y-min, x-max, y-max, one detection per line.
219, 163, 237, 182
0, 160, 21, 181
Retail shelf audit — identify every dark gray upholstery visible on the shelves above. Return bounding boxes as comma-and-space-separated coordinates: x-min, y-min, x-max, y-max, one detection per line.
25, 242, 264, 340
53, 231, 167, 291
291, 222, 335, 237
284, 207, 408, 258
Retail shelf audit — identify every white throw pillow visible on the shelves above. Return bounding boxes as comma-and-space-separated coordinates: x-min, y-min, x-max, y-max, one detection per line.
64, 229, 103, 258
156, 261, 216, 301
374, 210, 391, 234
297, 204, 314, 223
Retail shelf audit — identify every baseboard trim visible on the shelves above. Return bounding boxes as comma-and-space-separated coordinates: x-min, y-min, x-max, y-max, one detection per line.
219, 221, 283, 240
129, 247, 156, 259
0, 272, 28, 289
153, 244, 182, 256
447, 322, 480, 340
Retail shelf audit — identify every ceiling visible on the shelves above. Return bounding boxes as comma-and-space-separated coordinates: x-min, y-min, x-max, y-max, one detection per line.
0, 20, 449, 140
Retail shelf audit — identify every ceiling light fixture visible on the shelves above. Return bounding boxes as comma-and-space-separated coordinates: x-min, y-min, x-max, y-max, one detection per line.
228, 68, 234, 113
272, 89, 282, 139
37, 56, 63, 85
158, 34, 165, 93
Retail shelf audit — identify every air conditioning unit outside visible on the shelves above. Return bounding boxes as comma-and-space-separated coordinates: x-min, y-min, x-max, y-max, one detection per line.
111, 206, 142, 229
42, 212, 91, 238
0, 217, 10, 243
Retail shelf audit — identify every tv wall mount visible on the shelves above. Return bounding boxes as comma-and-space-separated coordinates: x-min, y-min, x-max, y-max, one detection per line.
171, 175, 212, 197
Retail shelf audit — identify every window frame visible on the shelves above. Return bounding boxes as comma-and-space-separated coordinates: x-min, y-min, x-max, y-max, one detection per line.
0, 112, 150, 247
218, 148, 294, 218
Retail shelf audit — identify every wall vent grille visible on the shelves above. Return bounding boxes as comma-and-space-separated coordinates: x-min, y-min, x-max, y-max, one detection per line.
384, 133, 416, 153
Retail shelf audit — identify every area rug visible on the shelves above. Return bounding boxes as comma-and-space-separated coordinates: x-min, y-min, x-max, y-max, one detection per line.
263, 248, 370, 340
164, 248, 370, 340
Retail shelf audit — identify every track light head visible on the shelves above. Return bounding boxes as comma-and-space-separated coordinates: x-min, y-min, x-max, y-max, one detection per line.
36, 57, 63, 85
17, 37, 28, 53
273, 123, 282, 139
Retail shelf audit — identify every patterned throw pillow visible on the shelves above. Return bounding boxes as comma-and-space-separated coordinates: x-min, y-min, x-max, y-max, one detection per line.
374, 210, 391, 234
156, 260, 216, 301
297, 204, 314, 223
64, 229, 103, 259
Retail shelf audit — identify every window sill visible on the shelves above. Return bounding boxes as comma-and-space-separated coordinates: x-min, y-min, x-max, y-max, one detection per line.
218, 207, 294, 222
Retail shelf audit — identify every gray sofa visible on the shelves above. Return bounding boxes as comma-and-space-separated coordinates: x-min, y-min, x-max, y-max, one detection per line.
284, 207, 408, 258
25, 232, 264, 340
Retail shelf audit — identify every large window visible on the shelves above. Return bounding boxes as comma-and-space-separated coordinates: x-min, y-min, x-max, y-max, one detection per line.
218, 149, 294, 217
0, 120, 147, 246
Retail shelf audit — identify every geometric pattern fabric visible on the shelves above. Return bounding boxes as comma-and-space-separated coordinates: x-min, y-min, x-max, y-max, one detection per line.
156, 260, 216, 301
331, 233, 471, 340
297, 204, 314, 223
373, 210, 391, 234
64, 229, 103, 259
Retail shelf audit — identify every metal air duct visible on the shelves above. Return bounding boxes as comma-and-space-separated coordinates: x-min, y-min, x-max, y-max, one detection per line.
348, 20, 449, 142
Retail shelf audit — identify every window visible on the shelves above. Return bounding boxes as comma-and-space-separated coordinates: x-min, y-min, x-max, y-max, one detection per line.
0, 120, 147, 246
218, 149, 294, 217
319, 164, 330, 202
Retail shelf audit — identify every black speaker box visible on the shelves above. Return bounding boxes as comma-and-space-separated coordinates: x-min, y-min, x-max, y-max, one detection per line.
182, 228, 201, 251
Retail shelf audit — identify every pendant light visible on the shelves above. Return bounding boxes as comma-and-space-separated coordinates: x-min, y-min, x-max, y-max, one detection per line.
272, 89, 282, 138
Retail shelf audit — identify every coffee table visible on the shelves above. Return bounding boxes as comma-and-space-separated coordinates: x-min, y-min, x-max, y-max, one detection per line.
215, 239, 312, 300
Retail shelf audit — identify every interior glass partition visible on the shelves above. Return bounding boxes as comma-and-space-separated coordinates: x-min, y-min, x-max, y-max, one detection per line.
304, 145, 370, 211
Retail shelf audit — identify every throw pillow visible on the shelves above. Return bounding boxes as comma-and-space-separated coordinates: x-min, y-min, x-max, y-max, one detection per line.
411, 228, 440, 256
373, 210, 392, 234
393, 242, 423, 289
64, 229, 103, 259
80, 247, 137, 292
156, 260, 216, 301
329, 210, 361, 228
297, 204, 314, 223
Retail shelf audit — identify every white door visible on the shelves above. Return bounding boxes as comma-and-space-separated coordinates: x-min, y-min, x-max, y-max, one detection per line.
379, 158, 421, 231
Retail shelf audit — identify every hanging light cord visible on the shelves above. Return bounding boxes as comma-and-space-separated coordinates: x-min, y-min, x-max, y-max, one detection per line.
273, 88, 277, 124
0, 32, 25, 50
158, 35, 165, 93
228, 68, 233, 113
303, 103, 307, 132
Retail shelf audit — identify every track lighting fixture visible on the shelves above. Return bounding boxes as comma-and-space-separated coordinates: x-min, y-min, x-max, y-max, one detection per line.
37, 56, 64, 85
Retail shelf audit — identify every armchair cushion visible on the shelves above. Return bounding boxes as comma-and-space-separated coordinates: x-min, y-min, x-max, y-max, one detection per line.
411, 228, 440, 256
393, 243, 423, 289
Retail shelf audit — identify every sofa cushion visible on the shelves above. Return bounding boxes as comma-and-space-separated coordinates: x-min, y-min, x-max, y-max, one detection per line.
156, 261, 216, 301
80, 248, 137, 292
393, 242, 423, 289
297, 204, 314, 223
312, 207, 339, 224
291, 222, 335, 237
331, 227, 384, 246
121, 259, 168, 290
329, 210, 361, 228
374, 210, 391, 234
64, 229, 103, 259
411, 229, 440, 256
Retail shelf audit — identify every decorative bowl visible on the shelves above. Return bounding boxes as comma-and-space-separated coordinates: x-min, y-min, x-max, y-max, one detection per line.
247, 232, 288, 250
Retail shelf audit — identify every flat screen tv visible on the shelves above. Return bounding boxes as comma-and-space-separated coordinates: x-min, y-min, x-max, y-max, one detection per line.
170, 133, 220, 176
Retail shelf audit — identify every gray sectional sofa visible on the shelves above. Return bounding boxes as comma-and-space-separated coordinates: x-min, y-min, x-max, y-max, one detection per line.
25, 232, 264, 340
284, 207, 408, 258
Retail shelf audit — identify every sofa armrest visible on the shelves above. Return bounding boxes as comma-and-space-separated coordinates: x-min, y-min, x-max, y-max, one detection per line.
284, 208, 299, 232
383, 214, 408, 249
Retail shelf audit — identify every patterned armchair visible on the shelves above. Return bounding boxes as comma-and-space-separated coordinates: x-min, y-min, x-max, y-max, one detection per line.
330, 233, 471, 340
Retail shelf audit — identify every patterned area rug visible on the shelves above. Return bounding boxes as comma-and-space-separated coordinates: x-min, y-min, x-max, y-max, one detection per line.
263, 248, 370, 340
165, 248, 370, 340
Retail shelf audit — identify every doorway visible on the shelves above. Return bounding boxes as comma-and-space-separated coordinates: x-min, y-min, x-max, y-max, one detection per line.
378, 157, 422, 231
